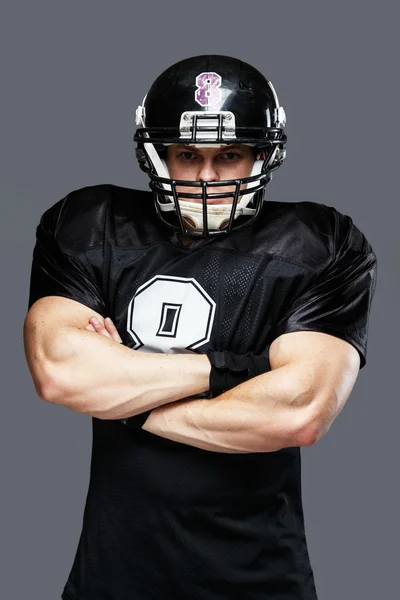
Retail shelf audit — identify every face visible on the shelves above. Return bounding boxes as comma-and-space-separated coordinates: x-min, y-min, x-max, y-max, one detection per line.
166, 144, 255, 204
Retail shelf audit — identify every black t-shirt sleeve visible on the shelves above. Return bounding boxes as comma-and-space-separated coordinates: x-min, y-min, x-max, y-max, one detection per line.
268, 219, 377, 369
28, 198, 107, 317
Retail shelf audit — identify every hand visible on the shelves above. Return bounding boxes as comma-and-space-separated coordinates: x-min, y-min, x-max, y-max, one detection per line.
86, 316, 123, 344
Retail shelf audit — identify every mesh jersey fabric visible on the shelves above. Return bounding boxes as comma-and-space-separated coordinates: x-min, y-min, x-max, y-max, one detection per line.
27, 183, 377, 600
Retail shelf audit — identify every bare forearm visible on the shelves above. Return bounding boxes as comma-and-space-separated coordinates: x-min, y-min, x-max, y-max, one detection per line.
43, 327, 210, 419
142, 363, 314, 453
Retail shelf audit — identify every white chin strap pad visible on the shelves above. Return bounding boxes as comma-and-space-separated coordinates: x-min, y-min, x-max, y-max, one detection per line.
176, 201, 240, 231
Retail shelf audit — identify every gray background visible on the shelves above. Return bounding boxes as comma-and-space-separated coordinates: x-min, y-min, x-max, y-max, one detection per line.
1, 1, 397, 598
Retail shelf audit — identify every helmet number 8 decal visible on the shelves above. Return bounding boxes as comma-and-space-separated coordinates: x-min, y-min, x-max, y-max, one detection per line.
195, 72, 222, 107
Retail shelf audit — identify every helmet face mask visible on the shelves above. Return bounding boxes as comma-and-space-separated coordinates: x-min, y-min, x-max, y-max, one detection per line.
133, 55, 287, 237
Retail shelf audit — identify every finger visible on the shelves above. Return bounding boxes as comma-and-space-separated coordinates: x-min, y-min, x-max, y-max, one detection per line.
88, 317, 112, 339
104, 317, 123, 343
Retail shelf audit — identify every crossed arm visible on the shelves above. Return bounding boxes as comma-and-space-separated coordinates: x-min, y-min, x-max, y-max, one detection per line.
24, 296, 361, 454
87, 315, 360, 452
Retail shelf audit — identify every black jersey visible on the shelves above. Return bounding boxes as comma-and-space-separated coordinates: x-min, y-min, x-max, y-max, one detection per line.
28, 184, 377, 600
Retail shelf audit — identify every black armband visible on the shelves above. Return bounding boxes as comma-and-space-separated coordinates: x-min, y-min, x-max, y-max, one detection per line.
205, 350, 271, 398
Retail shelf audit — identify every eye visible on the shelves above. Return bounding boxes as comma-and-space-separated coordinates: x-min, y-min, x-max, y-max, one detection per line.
178, 151, 198, 161
218, 151, 241, 161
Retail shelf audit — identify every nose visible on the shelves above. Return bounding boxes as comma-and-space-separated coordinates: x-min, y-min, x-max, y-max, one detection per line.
197, 158, 219, 182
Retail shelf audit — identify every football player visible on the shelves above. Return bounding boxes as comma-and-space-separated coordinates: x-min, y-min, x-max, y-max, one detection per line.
24, 55, 377, 600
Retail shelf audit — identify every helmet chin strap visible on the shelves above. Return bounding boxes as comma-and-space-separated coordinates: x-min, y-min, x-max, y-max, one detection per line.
143, 142, 274, 232
143, 142, 171, 190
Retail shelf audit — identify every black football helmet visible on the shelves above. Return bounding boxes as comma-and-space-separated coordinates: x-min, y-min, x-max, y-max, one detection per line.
134, 55, 287, 236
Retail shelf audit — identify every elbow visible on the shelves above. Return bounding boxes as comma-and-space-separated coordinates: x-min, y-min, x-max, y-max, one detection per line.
26, 358, 60, 405
295, 394, 336, 446
41, 376, 87, 414
37, 365, 81, 412
36, 368, 64, 405
295, 423, 320, 447
31, 377, 52, 404
288, 416, 320, 448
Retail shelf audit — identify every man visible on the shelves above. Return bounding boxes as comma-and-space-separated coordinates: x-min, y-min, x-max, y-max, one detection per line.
24, 55, 377, 599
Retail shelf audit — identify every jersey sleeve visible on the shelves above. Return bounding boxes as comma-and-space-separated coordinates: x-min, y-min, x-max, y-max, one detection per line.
268, 218, 377, 369
27, 195, 107, 317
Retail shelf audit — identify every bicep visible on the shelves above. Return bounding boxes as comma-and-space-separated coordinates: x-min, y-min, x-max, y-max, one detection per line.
23, 296, 105, 396
269, 330, 361, 433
